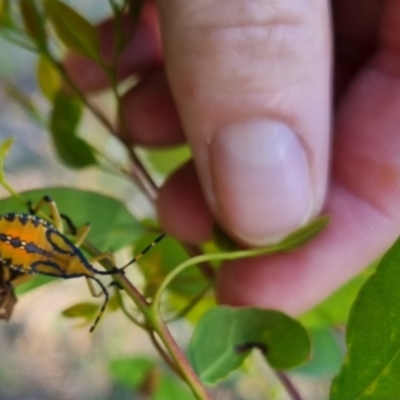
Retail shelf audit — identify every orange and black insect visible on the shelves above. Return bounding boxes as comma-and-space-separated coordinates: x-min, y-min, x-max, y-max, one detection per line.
0, 195, 164, 331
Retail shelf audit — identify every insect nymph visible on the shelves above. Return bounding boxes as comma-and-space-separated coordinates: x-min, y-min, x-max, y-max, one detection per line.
0, 195, 164, 331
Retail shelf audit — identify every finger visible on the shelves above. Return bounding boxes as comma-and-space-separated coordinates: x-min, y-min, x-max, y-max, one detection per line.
157, 162, 214, 244
64, 3, 162, 92
122, 70, 185, 146
217, 1, 400, 313
157, 0, 332, 246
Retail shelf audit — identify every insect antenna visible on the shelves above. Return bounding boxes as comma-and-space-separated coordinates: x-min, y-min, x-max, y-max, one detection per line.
120, 233, 166, 271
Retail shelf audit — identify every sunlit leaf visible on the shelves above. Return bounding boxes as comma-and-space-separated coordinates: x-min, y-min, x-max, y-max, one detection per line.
19, 0, 46, 43
50, 91, 96, 168
109, 357, 154, 389
62, 302, 99, 319
188, 306, 310, 385
37, 56, 61, 100
44, 0, 100, 62
0, 0, 11, 25
144, 146, 191, 176
330, 237, 400, 400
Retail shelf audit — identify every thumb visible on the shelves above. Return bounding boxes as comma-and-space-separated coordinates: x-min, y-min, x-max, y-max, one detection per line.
157, 1, 332, 246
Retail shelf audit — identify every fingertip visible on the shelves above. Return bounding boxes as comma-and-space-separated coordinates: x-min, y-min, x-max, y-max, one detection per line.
122, 70, 185, 146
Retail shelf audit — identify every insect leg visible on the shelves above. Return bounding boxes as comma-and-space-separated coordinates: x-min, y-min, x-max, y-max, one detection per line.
88, 276, 109, 333
74, 224, 91, 247
88, 252, 120, 275
28, 196, 63, 233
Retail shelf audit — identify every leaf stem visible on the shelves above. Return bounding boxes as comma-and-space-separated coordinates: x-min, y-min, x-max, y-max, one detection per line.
275, 371, 303, 400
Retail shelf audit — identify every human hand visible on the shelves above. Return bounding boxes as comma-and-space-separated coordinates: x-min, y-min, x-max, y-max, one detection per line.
66, 0, 400, 316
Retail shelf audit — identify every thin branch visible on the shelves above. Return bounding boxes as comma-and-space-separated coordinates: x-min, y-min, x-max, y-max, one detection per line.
147, 329, 182, 378
275, 371, 303, 400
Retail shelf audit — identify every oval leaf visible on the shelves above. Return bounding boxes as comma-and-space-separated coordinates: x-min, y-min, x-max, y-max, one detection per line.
44, 0, 100, 62
50, 91, 96, 168
188, 306, 310, 385
62, 302, 98, 319
19, 0, 46, 43
37, 56, 61, 100
330, 237, 400, 400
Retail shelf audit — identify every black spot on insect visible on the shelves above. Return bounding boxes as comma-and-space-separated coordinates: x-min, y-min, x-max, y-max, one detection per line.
4, 214, 15, 222
17, 214, 29, 225
25, 242, 53, 257
9, 238, 22, 248
0, 233, 8, 242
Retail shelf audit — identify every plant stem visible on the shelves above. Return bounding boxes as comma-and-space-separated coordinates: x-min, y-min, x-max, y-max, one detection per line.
275, 371, 303, 400
151, 315, 212, 400
147, 329, 182, 377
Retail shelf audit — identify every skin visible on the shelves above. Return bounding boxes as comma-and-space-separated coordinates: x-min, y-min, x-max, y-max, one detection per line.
65, 0, 400, 316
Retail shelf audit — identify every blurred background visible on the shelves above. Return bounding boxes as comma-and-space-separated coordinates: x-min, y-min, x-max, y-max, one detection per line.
0, 1, 341, 399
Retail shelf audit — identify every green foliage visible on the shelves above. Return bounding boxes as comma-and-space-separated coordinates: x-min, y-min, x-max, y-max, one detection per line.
109, 357, 154, 389
330, 237, 400, 400
37, 56, 61, 100
61, 301, 99, 320
19, 0, 46, 44
144, 146, 191, 175
44, 0, 100, 62
152, 375, 196, 400
50, 91, 96, 168
135, 233, 209, 297
188, 306, 311, 385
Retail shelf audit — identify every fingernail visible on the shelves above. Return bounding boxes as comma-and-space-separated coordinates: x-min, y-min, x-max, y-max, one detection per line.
209, 119, 313, 246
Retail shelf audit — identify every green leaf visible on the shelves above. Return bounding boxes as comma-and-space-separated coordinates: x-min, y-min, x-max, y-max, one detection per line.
330, 237, 400, 400
44, 0, 100, 62
109, 357, 154, 389
19, 0, 46, 43
293, 328, 343, 378
16, 275, 55, 295
276, 215, 330, 251
152, 374, 196, 400
135, 233, 209, 297
50, 91, 96, 168
188, 306, 310, 385
37, 56, 61, 100
0, 138, 14, 185
0, 0, 11, 25
300, 266, 375, 329
62, 302, 98, 319
0, 187, 144, 252
144, 146, 191, 175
